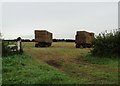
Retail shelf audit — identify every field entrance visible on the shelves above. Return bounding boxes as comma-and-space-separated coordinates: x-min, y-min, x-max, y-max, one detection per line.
24, 42, 118, 84
24, 42, 90, 68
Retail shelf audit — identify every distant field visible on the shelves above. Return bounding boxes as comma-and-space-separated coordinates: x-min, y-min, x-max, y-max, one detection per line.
2, 42, 119, 84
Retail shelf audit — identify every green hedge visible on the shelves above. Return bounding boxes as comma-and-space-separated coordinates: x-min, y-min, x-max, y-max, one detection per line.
2, 41, 23, 57
2, 41, 11, 56
91, 29, 119, 57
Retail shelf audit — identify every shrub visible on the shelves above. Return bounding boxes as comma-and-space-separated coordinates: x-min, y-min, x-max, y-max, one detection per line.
91, 29, 119, 57
2, 40, 23, 57
2, 40, 11, 56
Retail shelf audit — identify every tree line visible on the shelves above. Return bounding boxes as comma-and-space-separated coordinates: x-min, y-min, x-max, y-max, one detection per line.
3, 39, 75, 42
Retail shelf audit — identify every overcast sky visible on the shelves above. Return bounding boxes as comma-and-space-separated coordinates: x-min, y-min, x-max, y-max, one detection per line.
1, 1, 118, 39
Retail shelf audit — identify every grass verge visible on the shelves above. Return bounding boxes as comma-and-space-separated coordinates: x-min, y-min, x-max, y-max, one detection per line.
81, 53, 119, 67
2, 54, 87, 84
79, 53, 119, 84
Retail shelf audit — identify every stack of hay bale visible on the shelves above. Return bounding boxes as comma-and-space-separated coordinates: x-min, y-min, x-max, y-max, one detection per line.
35, 30, 53, 47
75, 31, 94, 48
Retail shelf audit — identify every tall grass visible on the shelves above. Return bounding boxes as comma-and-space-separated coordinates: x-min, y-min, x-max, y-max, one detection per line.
91, 29, 120, 57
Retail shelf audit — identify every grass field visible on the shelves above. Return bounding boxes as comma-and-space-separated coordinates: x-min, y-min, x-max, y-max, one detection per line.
2, 42, 119, 84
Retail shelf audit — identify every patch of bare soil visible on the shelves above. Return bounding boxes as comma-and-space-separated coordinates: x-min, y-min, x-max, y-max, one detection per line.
46, 59, 63, 68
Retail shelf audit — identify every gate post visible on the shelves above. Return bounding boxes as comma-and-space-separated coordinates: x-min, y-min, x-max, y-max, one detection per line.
16, 37, 22, 52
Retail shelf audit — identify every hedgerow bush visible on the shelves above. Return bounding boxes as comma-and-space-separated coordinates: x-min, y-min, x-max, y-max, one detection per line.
2, 40, 23, 57
91, 29, 120, 57
0, 33, 10, 56
2, 41, 11, 56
